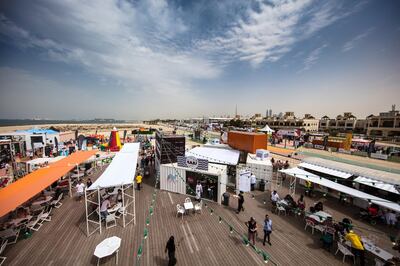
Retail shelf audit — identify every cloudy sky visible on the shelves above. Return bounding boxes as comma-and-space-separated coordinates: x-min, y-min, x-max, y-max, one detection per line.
0, 0, 399, 120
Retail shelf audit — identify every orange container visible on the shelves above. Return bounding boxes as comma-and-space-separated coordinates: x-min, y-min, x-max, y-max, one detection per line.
228, 131, 267, 153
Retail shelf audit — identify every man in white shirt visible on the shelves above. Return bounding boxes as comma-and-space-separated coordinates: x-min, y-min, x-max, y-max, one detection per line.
250, 173, 256, 191
76, 181, 85, 202
100, 197, 111, 220
385, 211, 397, 226
196, 181, 203, 201
271, 190, 280, 210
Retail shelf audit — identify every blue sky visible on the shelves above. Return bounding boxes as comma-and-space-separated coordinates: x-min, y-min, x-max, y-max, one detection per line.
0, 0, 399, 120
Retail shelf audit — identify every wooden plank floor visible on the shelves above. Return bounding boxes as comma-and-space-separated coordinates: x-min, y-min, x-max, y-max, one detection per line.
3, 164, 397, 266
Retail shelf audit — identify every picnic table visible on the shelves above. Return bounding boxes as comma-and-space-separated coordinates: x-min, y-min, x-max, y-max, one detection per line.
361, 237, 394, 262
108, 203, 122, 213
314, 211, 332, 220
70, 172, 84, 179
307, 214, 323, 223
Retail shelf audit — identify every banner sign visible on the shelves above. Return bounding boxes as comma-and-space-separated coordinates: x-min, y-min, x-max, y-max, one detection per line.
370, 153, 388, 160
177, 156, 208, 171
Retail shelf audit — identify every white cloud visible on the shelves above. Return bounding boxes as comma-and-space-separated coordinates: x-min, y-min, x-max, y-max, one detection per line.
342, 27, 375, 52
300, 43, 328, 72
0, 1, 220, 98
198, 0, 362, 67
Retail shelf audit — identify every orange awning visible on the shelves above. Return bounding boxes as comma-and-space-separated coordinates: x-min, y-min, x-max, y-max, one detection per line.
0, 150, 97, 218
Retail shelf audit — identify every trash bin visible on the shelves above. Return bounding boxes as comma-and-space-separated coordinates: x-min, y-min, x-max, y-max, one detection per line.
222, 192, 230, 206
259, 180, 266, 192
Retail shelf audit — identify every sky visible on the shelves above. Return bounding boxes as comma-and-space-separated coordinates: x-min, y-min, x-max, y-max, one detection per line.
0, 0, 399, 120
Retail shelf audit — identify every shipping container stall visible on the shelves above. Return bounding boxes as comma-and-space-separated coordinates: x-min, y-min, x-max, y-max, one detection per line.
160, 162, 227, 204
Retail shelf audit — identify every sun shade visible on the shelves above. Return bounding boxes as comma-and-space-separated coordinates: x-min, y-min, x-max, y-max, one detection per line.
280, 167, 400, 213
87, 143, 140, 190
0, 150, 97, 218
299, 162, 352, 179
354, 176, 400, 195
186, 147, 240, 165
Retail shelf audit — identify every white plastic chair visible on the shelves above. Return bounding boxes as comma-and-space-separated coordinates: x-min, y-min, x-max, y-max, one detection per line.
115, 207, 126, 219
314, 224, 326, 234
194, 201, 202, 214
335, 242, 355, 264
0, 240, 7, 266
176, 204, 185, 220
27, 210, 45, 232
184, 197, 192, 203
106, 213, 117, 229
276, 204, 286, 216
51, 194, 63, 208
304, 219, 315, 234
375, 258, 385, 266
0, 229, 20, 245
325, 227, 336, 240
39, 207, 53, 222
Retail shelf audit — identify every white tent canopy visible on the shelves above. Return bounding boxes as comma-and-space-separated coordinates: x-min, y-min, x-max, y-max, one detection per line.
186, 146, 240, 166
299, 162, 353, 179
258, 125, 274, 133
280, 167, 400, 213
88, 143, 140, 190
354, 176, 400, 195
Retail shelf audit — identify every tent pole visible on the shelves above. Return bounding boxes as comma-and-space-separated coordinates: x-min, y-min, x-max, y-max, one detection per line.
69, 174, 72, 198
84, 188, 89, 237
133, 181, 136, 225
122, 185, 125, 227
98, 188, 102, 234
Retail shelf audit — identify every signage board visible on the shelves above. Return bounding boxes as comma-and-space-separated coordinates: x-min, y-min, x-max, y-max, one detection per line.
177, 156, 208, 171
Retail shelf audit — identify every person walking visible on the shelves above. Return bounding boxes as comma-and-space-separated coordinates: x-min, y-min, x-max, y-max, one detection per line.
245, 217, 257, 245
165, 236, 176, 266
235, 191, 244, 214
263, 214, 272, 246
76, 180, 86, 202
136, 174, 142, 190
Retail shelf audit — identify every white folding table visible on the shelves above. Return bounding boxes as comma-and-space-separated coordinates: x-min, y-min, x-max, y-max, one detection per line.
94, 236, 121, 265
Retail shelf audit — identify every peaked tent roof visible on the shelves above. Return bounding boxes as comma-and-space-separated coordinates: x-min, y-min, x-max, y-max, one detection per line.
258, 125, 274, 133
0, 150, 96, 218
88, 143, 140, 190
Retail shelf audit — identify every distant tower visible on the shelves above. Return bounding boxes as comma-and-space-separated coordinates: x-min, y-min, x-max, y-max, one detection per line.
269, 109, 272, 117
235, 104, 238, 118
392, 104, 396, 111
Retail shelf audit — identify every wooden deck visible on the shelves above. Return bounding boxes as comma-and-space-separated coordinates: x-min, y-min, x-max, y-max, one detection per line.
2, 164, 398, 266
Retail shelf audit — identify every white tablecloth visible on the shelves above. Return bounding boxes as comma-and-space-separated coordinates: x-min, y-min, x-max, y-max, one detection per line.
362, 238, 393, 262
94, 236, 121, 259
184, 202, 194, 210
314, 211, 331, 220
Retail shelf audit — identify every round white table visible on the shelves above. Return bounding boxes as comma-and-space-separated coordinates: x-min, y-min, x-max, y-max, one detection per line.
94, 236, 121, 265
